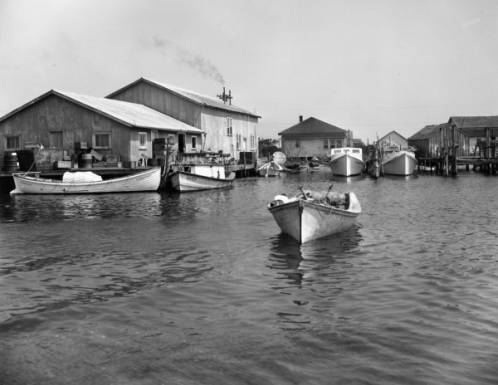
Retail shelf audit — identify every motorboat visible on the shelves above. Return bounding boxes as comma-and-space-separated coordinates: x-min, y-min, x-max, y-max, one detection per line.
10, 168, 161, 195
268, 188, 361, 243
169, 165, 235, 192
329, 147, 364, 176
381, 147, 417, 176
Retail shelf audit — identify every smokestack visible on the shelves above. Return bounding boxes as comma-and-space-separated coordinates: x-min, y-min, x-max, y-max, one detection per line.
299, 115, 303, 123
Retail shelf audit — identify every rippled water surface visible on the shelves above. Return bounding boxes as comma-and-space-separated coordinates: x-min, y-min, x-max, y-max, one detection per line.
0, 171, 497, 385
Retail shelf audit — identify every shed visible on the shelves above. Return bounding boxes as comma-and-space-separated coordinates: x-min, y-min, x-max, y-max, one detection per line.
107, 77, 260, 161
0, 89, 203, 170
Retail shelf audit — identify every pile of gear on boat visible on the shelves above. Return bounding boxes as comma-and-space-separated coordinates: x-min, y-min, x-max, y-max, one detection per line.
269, 187, 349, 209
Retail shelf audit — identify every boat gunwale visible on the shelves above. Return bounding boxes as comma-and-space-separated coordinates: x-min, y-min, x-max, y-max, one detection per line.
171, 170, 236, 182
12, 167, 160, 187
268, 198, 359, 217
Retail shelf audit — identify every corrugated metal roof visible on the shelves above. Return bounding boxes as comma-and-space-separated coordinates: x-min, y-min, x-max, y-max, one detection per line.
108, 77, 261, 118
278, 117, 347, 137
0, 90, 203, 133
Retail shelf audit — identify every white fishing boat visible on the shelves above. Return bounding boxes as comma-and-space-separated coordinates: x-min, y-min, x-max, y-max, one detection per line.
382, 148, 417, 176
169, 165, 235, 192
268, 188, 361, 243
10, 167, 161, 195
329, 147, 364, 176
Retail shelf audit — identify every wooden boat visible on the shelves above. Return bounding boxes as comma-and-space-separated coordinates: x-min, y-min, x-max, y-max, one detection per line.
10, 167, 161, 195
268, 189, 361, 243
169, 165, 235, 192
382, 149, 417, 176
329, 148, 364, 176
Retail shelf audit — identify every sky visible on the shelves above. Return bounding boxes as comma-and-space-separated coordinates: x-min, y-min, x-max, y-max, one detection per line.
1, 0, 498, 143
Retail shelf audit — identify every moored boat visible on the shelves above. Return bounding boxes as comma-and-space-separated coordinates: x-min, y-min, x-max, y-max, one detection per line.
10, 167, 161, 195
169, 165, 235, 192
382, 149, 417, 176
329, 148, 364, 176
268, 188, 361, 243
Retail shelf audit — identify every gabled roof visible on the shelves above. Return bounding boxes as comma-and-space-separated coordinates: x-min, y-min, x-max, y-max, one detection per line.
449, 116, 498, 128
0, 90, 203, 133
378, 130, 407, 143
408, 124, 447, 140
107, 77, 261, 118
278, 117, 347, 137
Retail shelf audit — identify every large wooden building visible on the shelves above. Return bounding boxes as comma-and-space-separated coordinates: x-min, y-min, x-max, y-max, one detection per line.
278, 116, 348, 159
107, 78, 260, 162
0, 89, 203, 170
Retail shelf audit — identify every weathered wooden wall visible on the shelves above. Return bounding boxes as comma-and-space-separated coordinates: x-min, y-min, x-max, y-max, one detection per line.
0, 94, 134, 165
109, 82, 202, 128
281, 137, 344, 158
109, 81, 258, 160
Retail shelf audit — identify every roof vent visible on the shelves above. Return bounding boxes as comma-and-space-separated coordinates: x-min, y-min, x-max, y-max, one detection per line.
299, 115, 303, 123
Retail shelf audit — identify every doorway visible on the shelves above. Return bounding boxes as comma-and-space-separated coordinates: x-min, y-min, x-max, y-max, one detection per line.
178, 134, 185, 154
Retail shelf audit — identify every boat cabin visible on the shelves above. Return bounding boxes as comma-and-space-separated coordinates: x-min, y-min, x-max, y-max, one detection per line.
330, 147, 362, 158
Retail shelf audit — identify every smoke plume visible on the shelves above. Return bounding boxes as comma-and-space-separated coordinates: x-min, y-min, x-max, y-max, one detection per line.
152, 35, 225, 85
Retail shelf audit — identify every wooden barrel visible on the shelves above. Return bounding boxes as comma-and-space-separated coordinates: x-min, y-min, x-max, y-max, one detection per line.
80, 153, 93, 168
3, 152, 20, 172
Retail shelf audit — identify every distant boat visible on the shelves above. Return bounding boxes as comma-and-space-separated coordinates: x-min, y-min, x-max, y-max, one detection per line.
382, 148, 417, 176
257, 161, 284, 177
268, 188, 361, 243
10, 168, 161, 195
169, 165, 235, 192
329, 147, 364, 176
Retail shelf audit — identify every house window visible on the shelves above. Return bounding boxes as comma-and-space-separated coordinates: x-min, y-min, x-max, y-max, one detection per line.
323, 139, 329, 149
236, 134, 241, 150
226, 117, 233, 136
191, 136, 197, 149
49, 131, 63, 148
250, 135, 255, 149
139, 132, 147, 149
5, 135, 20, 150
295, 140, 300, 148
94, 133, 111, 149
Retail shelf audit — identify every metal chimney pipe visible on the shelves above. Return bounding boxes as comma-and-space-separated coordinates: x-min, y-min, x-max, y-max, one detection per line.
299, 115, 303, 123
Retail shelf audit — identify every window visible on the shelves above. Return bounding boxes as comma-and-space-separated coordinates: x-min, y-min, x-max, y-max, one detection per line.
226, 117, 233, 136
295, 140, 300, 148
191, 136, 197, 149
250, 135, 255, 149
139, 132, 147, 149
236, 134, 241, 150
49, 131, 63, 148
323, 139, 329, 149
94, 133, 111, 149
5, 136, 20, 150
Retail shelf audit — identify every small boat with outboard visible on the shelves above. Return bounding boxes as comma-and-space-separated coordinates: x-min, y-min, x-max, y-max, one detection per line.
268, 187, 361, 243
169, 165, 235, 192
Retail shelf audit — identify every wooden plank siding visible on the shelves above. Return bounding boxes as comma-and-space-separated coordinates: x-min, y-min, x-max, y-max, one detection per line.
281, 137, 344, 158
108, 81, 258, 160
0, 94, 136, 167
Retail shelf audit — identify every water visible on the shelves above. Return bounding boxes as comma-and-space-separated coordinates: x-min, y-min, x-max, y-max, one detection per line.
0, 171, 497, 385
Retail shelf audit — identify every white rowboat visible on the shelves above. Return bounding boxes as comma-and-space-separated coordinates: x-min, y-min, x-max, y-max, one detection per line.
268, 190, 361, 243
10, 168, 161, 195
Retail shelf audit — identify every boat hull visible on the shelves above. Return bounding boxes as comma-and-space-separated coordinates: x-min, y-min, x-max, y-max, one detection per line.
329, 154, 364, 176
10, 168, 161, 195
170, 171, 235, 192
382, 151, 417, 176
268, 194, 361, 243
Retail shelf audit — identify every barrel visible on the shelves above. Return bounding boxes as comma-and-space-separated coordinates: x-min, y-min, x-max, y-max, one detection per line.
3, 152, 20, 172
80, 153, 93, 169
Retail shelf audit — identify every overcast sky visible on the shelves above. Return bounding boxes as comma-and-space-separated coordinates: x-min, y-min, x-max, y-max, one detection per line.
1, 0, 497, 142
